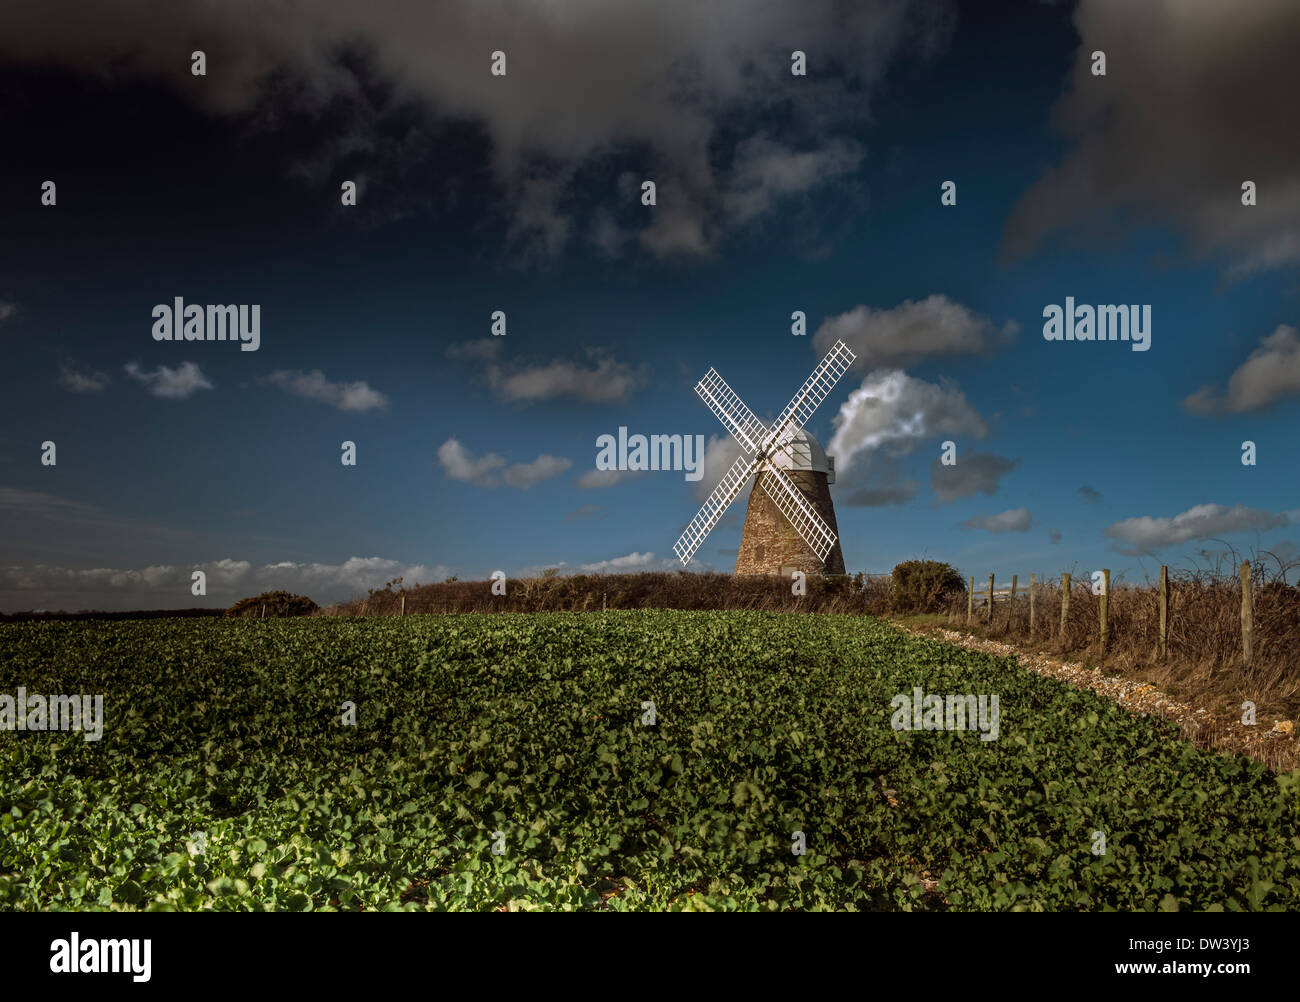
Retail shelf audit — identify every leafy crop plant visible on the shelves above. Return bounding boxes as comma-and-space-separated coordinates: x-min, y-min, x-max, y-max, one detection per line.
0, 611, 1296, 911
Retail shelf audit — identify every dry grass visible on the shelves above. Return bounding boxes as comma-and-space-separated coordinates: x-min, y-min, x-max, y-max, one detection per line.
939, 562, 1300, 765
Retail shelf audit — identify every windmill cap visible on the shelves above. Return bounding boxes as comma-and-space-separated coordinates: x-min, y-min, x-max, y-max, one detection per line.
768, 428, 831, 474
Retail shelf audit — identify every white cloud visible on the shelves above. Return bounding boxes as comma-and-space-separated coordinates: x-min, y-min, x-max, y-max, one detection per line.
511, 550, 670, 578
578, 551, 659, 573
1182, 325, 1300, 415
722, 134, 864, 225
575, 468, 644, 489
123, 361, 213, 399
961, 507, 1033, 534
59, 363, 110, 393
502, 453, 572, 489
437, 438, 570, 489
1105, 503, 1290, 555
266, 368, 389, 412
486, 349, 647, 405
813, 295, 1019, 370
447, 342, 648, 405
827, 369, 988, 472
437, 438, 506, 487
0, 555, 453, 611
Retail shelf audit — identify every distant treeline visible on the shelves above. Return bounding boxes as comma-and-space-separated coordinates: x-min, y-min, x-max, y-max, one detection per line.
0, 589, 319, 623
0, 608, 224, 623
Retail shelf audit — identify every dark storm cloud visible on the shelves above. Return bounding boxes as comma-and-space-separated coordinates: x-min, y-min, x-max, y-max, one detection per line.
1003, 0, 1300, 276
0, 0, 956, 258
843, 482, 919, 507
929, 452, 1019, 504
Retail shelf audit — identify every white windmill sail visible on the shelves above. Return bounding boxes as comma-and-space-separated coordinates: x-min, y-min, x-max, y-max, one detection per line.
673, 339, 856, 565
757, 468, 838, 562
761, 339, 856, 457
694, 368, 768, 455
672, 453, 759, 564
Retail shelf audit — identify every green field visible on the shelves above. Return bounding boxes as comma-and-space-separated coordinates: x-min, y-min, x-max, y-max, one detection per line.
1, 611, 1297, 911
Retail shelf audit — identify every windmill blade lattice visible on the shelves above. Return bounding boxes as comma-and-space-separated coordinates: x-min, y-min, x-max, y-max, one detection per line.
672, 453, 759, 564
761, 339, 856, 456
695, 368, 769, 456
757, 468, 837, 561
674, 340, 856, 566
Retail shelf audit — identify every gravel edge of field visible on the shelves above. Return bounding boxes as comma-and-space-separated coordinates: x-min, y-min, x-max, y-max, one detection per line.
895, 621, 1299, 773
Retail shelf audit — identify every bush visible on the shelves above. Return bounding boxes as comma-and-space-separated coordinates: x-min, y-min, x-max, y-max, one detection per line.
226, 591, 319, 618
890, 560, 965, 614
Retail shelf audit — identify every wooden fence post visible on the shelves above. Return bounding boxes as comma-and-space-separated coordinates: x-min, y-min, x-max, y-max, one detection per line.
1241, 560, 1253, 670
1029, 573, 1036, 634
1059, 573, 1070, 638
260, 603, 265, 619
967, 577, 973, 626
1099, 569, 1110, 653
1158, 566, 1168, 660
401, 594, 406, 617
986, 574, 994, 623
1009, 574, 1018, 631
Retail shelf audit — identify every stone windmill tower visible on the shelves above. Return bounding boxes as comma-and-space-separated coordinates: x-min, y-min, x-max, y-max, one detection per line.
733, 428, 845, 576
674, 341, 854, 577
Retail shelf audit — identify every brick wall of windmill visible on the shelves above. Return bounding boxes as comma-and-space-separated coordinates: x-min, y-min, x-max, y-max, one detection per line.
735, 470, 846, 576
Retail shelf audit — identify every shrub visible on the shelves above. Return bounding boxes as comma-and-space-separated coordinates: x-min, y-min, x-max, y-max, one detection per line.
225, 590, 319, 618
890, 560, 965, 613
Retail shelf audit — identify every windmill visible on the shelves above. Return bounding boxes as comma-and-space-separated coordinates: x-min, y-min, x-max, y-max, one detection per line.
674, 340, 856, 576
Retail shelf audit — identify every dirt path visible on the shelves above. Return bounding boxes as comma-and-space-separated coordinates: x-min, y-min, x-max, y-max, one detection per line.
897, 622, 1298, 772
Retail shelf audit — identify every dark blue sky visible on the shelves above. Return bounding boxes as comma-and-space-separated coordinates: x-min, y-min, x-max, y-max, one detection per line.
2, 0, 1298, 610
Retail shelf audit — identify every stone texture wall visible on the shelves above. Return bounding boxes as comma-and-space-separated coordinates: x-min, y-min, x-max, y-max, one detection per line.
734, 470, 845, 576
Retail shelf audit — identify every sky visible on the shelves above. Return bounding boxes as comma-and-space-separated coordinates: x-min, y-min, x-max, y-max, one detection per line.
2, 0, 1299, 611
